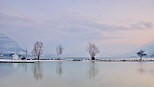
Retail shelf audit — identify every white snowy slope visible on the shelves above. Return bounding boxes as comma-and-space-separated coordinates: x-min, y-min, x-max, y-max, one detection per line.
139, 41, 154, 57
0, 34, 24, 52
126, 41, 154, 57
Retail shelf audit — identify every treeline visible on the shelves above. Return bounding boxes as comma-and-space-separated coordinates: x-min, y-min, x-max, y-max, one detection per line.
31, 41, 148, 61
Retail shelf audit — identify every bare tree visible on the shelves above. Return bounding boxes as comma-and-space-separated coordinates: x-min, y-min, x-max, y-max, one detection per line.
25, 49, 28, 58
23, 49, 28, 59
87, 43, 100, 60
137, 50, 147, 61
31, 41, 43, 59
56, 45, 63, 59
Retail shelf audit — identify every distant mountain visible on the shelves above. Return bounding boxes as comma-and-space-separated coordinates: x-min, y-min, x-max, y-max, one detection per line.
0, 34, 24, 53
42, 53, 56, 58
126, 41, 154, 57
139, 41, 154, 57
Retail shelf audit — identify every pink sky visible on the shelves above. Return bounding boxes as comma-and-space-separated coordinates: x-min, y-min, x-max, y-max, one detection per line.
0, 0, 154, 56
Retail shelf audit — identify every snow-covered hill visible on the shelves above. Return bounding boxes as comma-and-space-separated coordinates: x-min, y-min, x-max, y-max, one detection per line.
0, 34, 24, 53
126, 41, 154, 57
138, 41, 154, 57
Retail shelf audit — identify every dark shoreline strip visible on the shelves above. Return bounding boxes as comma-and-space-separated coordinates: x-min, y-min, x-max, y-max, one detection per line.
0, 61, 35, 63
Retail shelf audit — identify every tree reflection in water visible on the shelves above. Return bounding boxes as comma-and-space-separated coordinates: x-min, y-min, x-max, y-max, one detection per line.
89, 61, 99, 79
56, 61, 63, 76
138, 62, 145, 74
12, 63, 27, 72
32, 62, 43, 80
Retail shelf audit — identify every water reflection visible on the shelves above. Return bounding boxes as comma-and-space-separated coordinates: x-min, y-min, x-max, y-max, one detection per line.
21, 63, 27, 72
0, 63, 14, 79
1, 62, 154, 87
137, 62, 154, 76
12, 63, 19, 69
137, 62, 145, 74
149, 70, 154, 75
56, 61, 63, 76
12, 63, 27, 72
32, 62, 43, 80
88, 61, 99, 79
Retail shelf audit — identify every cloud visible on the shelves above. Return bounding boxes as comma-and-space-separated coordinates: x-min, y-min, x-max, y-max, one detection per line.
0, 6, 153, 33
0, 12, 36, 28
1, 2, 154, 56
1, 12, 153, 43
130, 22, 153, 29
86, 21, 153, 32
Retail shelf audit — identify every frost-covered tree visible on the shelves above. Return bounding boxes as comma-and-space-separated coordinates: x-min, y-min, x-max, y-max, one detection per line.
87, 43, 100, 60
137, 50, 147, 61
24, 49, 28, 58
56, 45, 63, 58
31, 41, 43, 59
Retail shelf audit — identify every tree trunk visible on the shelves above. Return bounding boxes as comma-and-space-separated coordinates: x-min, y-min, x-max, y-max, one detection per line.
38, 56, 40, 60
139, 56, 142, 61
91, 57, 95, 60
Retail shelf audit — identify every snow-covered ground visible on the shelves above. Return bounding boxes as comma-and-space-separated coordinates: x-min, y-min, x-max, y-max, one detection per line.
0, 59, 35, 63
0, 58, 154, 63
0, 59, 78, 63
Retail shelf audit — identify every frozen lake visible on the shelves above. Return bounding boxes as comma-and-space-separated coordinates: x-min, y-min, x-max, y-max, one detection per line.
0, 61, 154, 87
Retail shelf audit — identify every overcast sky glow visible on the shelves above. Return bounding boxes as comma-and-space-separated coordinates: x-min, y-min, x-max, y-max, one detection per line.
0, 0, 154, 56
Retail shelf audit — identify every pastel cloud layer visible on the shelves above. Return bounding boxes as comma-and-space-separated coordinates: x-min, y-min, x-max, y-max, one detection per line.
0, 0, 154, 56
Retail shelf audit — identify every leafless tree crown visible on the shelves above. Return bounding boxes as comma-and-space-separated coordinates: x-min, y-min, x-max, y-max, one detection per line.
31, 41, 43, 59
87, 43, 100, 58
137, 50, 147, 61
56, 45, 63, 58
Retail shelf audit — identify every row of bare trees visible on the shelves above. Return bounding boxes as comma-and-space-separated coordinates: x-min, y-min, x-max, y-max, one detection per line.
31, 41, 64, 60
31, 41, 99, 60
31, 41, 147, 61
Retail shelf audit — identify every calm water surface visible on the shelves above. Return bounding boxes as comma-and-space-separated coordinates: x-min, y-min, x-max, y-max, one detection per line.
0, 61, 154, 87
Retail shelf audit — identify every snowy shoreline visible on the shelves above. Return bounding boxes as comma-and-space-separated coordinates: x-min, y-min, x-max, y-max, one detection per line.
0, 58, 154, 63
